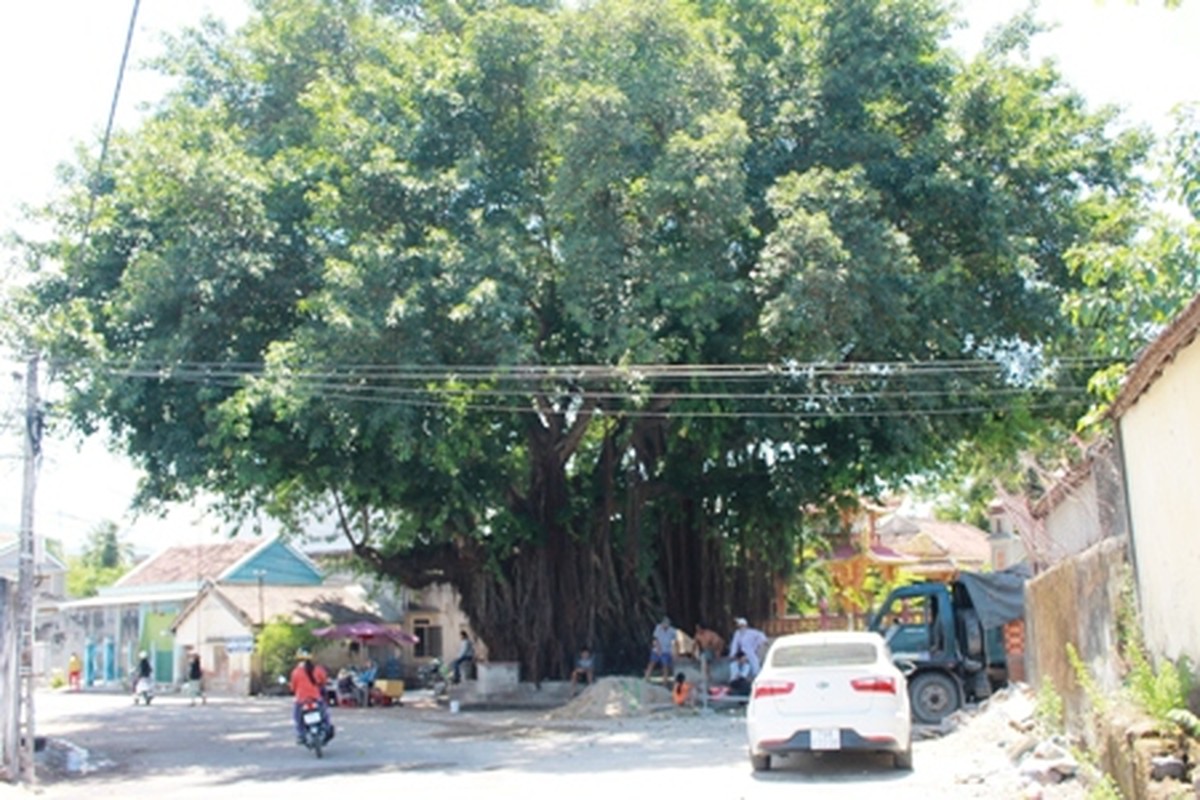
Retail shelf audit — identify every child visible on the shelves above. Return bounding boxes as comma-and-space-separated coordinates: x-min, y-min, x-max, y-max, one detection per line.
672, 672, 694, 707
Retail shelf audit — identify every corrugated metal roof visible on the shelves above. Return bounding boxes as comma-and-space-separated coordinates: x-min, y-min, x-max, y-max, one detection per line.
60, 589, 196, 609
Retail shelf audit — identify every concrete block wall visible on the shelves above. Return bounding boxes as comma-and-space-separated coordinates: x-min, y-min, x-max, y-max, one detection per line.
1026, 537, 1128, 735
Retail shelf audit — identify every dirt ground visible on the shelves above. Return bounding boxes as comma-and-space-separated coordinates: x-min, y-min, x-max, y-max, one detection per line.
546, 677, 1091, 799
2, 679, 1093, 800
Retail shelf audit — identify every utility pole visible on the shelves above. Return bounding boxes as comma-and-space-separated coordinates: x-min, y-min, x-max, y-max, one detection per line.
17, 356, 41, 785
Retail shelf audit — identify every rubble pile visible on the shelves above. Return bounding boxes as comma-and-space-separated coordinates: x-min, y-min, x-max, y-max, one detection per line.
932, 684, 1085, 799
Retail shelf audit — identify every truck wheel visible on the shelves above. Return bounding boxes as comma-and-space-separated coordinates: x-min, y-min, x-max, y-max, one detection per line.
909, 671, 960, 725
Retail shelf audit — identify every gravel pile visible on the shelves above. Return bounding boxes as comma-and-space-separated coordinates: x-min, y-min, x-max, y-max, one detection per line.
545, 677, 674, 720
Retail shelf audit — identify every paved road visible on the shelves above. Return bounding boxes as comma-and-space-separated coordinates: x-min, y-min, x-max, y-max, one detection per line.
2, 687, 1042, 800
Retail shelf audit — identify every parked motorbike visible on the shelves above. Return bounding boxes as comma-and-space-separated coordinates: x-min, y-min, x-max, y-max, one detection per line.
299, 700, 333, 758
417, 658, 449, 696
133, 676, 154, 705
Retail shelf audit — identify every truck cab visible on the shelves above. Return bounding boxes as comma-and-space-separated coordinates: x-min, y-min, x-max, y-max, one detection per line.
869, 572, 1021, 724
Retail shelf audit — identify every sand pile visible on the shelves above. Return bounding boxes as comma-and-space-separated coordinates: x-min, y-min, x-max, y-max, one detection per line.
547, 676, 673, 720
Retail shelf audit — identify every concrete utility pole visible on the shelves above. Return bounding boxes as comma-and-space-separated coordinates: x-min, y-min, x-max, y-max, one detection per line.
17, 356, 41, 785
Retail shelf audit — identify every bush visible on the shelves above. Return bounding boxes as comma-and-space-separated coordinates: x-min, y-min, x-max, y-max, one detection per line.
257, 617, 319, 687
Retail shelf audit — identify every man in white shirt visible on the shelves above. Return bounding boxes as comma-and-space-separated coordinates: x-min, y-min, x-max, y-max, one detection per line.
728, 617, 768, 676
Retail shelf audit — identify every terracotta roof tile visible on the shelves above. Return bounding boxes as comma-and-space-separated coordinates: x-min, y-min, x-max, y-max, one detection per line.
116, 540, 261, 587
878, 517, 991, 564
1110, 292, 1200, 419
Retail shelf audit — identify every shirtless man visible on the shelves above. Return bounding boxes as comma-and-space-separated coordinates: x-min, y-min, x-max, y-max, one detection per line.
693, 623, 725, 685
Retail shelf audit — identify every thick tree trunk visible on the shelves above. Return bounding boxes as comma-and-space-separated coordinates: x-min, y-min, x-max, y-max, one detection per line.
350, 407, 780, 682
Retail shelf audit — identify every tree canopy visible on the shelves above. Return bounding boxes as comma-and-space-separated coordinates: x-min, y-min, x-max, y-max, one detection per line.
16, 0, 1157, 678
66, 521, 135, 598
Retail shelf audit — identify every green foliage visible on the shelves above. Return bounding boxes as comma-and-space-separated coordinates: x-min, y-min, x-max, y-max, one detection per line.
1034, 679, 1065, 736
1126, 642, 1194, 730
1084, 771, 1124, 800
785, 537, 834, 616
8, 0, 1167, 673
256, 617, 319, 685
1067, 642, 1110, 717
65, 521, 134, 598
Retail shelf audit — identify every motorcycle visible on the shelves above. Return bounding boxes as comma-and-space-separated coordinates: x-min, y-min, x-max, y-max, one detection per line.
133, 675, 154, 705
417, 658, 449, 696
298, 700, 334, 758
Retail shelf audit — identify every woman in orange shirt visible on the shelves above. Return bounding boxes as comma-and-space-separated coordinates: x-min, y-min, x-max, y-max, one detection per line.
289, 649, 332, 744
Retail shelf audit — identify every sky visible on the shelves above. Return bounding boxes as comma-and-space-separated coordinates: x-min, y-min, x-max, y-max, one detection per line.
1, 0, 1198, 556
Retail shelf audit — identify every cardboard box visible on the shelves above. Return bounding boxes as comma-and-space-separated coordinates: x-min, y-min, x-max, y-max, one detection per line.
375, 679, 405, 699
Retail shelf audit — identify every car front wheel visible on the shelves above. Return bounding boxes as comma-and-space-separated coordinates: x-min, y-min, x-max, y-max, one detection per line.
750, 752, 771, 772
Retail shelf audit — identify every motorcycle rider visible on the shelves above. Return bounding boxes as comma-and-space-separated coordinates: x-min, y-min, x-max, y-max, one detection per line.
289, 648, 333, 745
134, 650, 153, 699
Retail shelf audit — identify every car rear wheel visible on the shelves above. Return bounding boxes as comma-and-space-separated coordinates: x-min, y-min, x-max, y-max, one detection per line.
750, 752, 771, 772
909, 671, 960, 725
894, 744, 913, 770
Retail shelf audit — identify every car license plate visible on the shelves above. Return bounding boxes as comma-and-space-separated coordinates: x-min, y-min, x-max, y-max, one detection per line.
303, 711, 323, 725
810, 728, 840, 750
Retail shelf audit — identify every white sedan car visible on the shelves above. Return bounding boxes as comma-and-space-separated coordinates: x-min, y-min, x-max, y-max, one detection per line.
745, 630, 913, 772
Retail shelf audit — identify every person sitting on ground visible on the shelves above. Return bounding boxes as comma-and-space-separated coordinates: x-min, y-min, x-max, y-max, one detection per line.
570, 647, 595, 692
728, 650, 753, 696
451, 630, 475, 684
672, 672, 695, 707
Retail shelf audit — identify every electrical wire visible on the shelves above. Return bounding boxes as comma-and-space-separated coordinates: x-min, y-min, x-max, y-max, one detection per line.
79, 0, 141, 248
44, 355, 1105, 421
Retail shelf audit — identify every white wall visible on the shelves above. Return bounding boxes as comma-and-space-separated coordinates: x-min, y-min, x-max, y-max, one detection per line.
1120, 336, 1200, 664
1042, 475, 1105, 560
174, 595, 254, 695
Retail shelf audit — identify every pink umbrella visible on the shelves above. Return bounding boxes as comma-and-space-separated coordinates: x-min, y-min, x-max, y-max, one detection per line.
312, 621, 420, 647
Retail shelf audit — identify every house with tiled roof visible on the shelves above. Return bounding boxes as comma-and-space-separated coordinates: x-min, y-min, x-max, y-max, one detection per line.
56, 536, 322, 687
1022, 292, 1200, 731
170, 580, 394, 695
876, 515, 994, 580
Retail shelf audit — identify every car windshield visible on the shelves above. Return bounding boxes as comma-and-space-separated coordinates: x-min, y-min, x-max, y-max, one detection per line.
770, 642, 878, 668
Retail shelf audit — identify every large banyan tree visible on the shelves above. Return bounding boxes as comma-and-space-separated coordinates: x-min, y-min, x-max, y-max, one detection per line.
17, 0, 1147, 679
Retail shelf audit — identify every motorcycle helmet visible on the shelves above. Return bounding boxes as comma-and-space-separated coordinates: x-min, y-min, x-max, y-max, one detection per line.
139, 650, 147, 659
296, 648, 312, 660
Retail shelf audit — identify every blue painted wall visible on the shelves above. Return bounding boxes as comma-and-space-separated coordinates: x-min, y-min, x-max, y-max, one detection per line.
223, 540, 322, 586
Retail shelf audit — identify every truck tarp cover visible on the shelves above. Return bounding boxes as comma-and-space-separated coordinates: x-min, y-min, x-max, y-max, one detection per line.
957, 567, 1028, 629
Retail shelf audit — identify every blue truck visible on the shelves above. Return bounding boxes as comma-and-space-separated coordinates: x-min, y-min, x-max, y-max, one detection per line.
867, 568, 1028, 724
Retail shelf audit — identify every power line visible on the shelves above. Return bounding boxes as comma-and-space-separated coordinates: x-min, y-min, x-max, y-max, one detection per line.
79, 0, 141, 248
38, 356, 1103, 421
